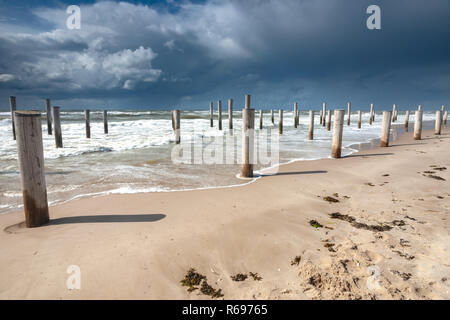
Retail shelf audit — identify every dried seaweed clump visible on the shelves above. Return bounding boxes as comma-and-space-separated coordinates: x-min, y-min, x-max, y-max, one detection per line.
180, 268, 223, 298
200, 281, 224, 298
323, 196, 340, 203
329, 212, 392, 232
231, 273, 248, 282
291, 255, 302, 266
249, 272, 263, 281
309, 220, 323, 228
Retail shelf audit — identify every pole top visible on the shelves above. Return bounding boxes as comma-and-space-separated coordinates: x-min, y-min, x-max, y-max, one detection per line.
14, 110, 41, 117
52, 106, 60, 109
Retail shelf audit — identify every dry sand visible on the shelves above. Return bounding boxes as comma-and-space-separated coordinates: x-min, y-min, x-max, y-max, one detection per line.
0, 127, 449, 300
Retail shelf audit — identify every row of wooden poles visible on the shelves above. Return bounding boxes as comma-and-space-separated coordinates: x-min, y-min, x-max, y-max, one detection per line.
9, 97, 109, 148
6, 94, 448, 228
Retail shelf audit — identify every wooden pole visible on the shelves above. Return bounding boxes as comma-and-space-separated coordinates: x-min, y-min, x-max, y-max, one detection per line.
322, 102, 326, 127
271, 109, 274, 124
278, 109, 283, 134
228, 99, 233, 129
52, 106, 63, 148
435, 110, 442, 135
380, 111, 392, 147
85, 110, 91, 138
418, 105, 422, 111
404, 110, 410, 132
172, 110, 181, 143
331, 110, 345, 158
319, 110, 323, 125
241, 96, 254, 178
14, 111, 49, 228
347, 102, 351, 126
444, 111, 448, 126
308, 110, 314, 140
259, 109, 263, 129
369, 103, 374, 125
218, 100, 222, 130
414, 110, 423, 140
392, 104, 397, 122
441, 105, 445, 125
326, 109, 332, 131
209, 102, 213, 127
9, 96, 17, 140
46, 98, 52, 135
103, 110, 108, 134
294, 102, 298, 128
357, 110, 362, 129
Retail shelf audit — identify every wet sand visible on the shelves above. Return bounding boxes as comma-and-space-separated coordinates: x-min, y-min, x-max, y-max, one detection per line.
0, 126, 449, 299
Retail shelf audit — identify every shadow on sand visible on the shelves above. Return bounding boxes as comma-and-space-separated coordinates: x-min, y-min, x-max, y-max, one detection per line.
261, 170, 327, 177
345, 153, 394, 158
46, 214, 166, 225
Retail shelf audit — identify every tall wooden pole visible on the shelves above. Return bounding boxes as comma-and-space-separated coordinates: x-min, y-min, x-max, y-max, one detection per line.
52, 106, 63, 148
228, 99, 233, 129
380, 111, 392, 147
326, 110, 332, 131
357, 110, 362, 129
218, 100, 222, 131
441, 105, 445, 125
392, 104, 397, 122
46, 98, 52, 135
435, 110, 442, 135
414, 110, 423, 140
294, 102, 298, 128
241, 95, 254, 178
322, 102, 326, 127
172, 110, 181, 143
319, 110, 323, 125
85, 110, 91, 138
259, 109, 263, 129
9, 96, 17, 140
369, 103, 374, 125
308, 110, 314, 140
278, 109, 283, 134
209, 102, 213, 127
418, 105, 422, 111
444, 111, 448, 126
347, 102, 351, 126
14, 111, 49, 228
103, 110, 108, 134
404, 110, 410, 132
331, 109, 345, 159
271, 109, 274, 124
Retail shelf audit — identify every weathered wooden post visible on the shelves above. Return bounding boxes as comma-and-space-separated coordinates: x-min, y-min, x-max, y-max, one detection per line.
14, 111, 49, 228
404, 110, 410, 132
418, 105, 422, 111
9, 96, 17, 140
46, 98, 52, 135
278, 109, 283, 134
331, 110, 345, 158
357, 110, 362, 129
392, 104, 397, 122
441, 105, 445, 125
228, 99, 233, 129
414, 110, 423, 140
380, 111, 392, 147
241, 95, 254, 178
322, 102, 326, 127
172, 110, 181, 143
369, 103, 374, 125
103, 110, 108, 134
294, 102, 298, 128
326, 110, 332, 131
319, 110, 323, 125
259, 109, 263, 129
271, 109, 274, 124
435, 110, 442, 135
347, 102, 351, 126
209, 102, 214, 127
85, 110, 91, 138
52, 106, 63, 148
218, 100, 222, 130
444, 111, 448, 125
308, 110, 314, 140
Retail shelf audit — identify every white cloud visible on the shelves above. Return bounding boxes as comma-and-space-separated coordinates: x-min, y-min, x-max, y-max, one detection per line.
0, 74, 15, 82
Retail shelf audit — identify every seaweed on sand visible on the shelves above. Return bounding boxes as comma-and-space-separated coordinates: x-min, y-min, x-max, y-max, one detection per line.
329, 212, 392, 232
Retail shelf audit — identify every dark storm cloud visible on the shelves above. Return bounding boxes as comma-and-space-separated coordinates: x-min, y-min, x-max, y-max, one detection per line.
0, 0, 449, 110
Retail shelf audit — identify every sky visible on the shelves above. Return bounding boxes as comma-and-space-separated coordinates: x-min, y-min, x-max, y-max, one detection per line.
0, 0, 449, 110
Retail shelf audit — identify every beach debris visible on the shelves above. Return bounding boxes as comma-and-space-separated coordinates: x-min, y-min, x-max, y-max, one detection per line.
333, 193, 339, 197
230, 273, 248, 282
434, 166, 447, 171
180, 268, 206, 292
382, 174, 390, 177
436, 195, 444, 199
309, 220, 323, 228
200, 280, 224, 298
392, 250, 415, 260
391, 270, 412, 281
249, 272, 263, 281
328, 212, 392, 232
323, 242, 336, 252
291, 255, 302, 266
399, 239, 411, 247
365, 182, 375, 187
422, 170, 435, 174
391, 220, 406, 227
425, 174, 446, 181
323, 196, 339, 203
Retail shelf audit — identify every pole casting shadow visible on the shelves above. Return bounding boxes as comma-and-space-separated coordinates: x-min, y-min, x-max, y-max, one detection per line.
46, 214, 166, 225
261, 170, 327, 177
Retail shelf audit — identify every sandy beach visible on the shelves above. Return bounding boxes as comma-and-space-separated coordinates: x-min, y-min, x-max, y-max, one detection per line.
0, 126, 448, 300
